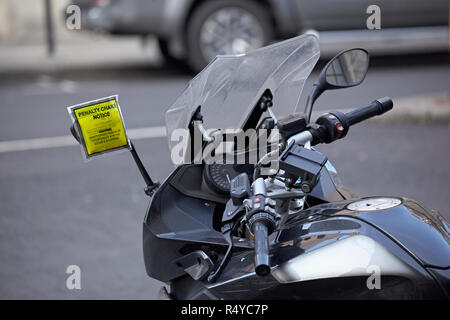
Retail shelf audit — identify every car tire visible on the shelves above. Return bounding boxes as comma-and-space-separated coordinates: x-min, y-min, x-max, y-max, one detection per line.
158, 38, 182, 64
186, 0, 274, 73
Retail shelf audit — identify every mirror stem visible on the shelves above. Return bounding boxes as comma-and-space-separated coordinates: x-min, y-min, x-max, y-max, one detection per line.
129, 140, 159, 196
304, 84, 323, 123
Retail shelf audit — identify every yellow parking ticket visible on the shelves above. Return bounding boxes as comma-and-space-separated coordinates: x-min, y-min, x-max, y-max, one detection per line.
67, 95, 130, 159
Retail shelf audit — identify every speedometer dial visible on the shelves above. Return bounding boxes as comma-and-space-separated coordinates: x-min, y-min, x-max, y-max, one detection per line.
204, 164, 241, 194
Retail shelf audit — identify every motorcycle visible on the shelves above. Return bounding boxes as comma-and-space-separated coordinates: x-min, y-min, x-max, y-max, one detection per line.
71, 34, 449, 299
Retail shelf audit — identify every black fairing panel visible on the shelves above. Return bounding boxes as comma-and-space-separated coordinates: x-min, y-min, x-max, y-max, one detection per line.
427, 267, 450, 295
143, 183, 227, 282
143, 165, 243, 282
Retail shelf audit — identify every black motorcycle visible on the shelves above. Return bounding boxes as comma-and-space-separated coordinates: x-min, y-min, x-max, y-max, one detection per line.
72, 34, 449, 299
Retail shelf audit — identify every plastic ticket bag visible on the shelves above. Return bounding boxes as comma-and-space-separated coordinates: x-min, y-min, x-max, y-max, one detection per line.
67, 95, 131, 160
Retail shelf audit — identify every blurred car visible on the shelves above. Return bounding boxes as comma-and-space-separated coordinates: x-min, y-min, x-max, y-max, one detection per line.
72, 0, 449, 71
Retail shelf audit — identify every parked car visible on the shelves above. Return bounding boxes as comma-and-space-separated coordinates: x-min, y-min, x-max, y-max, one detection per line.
71, 0, 449, 72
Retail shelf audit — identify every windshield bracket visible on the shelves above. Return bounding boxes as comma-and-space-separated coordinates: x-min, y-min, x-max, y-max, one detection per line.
242, 89, 273, 131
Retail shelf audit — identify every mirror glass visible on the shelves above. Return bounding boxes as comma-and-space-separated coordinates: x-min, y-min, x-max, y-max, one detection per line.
325, 49, 368, 87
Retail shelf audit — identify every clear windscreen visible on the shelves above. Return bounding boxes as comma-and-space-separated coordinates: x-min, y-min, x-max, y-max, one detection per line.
165, 34, 320, 152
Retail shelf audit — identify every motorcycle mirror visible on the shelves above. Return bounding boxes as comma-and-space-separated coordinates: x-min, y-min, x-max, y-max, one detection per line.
304, 48, 369, 123
324, 48, 369, 88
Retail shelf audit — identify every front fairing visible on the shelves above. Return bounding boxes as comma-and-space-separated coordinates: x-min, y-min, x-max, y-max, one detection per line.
144, 164, 449, 283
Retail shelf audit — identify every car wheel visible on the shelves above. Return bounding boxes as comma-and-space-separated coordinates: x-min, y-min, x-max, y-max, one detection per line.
186, 0, 274, 73
157, 38, 182, 64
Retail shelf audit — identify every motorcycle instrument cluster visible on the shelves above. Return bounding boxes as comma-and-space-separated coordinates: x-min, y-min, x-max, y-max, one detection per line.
203, 164, 242, 194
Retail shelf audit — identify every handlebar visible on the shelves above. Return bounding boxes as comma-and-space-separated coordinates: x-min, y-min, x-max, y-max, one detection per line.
307, 97, 393, 146
252, 221, 271, 276
345, 97, 393, 126
249, 98, 393, 275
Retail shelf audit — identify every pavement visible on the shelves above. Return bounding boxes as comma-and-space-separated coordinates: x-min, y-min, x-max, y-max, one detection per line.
0, 36, 449, 299
0, 36, 160, 75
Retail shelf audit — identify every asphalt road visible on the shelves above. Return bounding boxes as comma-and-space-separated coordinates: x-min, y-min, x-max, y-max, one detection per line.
0, 55, 449, 299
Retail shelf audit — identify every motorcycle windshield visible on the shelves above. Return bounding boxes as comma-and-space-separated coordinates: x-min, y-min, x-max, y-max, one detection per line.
165, 34, 320, 151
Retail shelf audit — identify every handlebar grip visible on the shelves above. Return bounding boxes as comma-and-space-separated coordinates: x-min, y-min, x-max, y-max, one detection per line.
253, 221, 270, 276
345, 97, 393, 126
